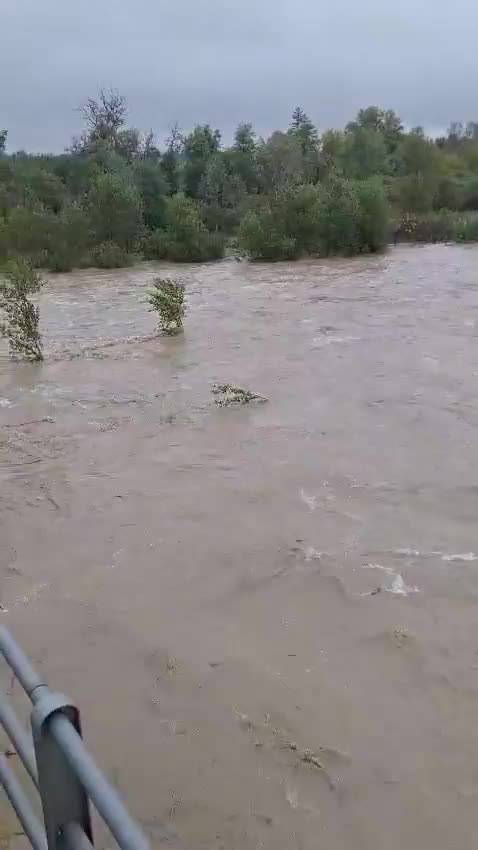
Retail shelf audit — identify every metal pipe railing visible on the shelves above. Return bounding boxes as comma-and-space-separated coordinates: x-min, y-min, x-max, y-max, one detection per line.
0, 754, 46, 850
0, 627, 151, 850
50, 714, 150, 850
0, 690, 38, 786
0, 628, 46, 702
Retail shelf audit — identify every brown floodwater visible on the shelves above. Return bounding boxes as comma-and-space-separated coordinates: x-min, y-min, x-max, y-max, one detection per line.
1, 244, 478, 849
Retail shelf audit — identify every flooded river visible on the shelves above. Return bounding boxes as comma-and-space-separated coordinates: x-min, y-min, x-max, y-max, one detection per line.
1, 245, 478, 849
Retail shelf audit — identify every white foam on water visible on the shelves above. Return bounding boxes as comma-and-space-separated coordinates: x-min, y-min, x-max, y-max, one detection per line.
0, 398, 12, 408
312, 335, 362, 348
393, 548, 421, 557
441, 552, 478, 562
385, 574, 420, 596
363, 563, 395, 576
393, 548, 478, 564
303, 546, 322, 562
362, 563, 420, 596
0, 582, 49, 614
299, 489, 317, 512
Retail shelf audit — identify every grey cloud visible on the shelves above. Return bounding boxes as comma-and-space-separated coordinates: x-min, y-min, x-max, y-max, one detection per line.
1, 0, 477, 151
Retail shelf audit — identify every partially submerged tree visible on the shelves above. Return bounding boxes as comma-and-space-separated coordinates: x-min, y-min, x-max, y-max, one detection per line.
147, 277, 186, 334
0, 259, 45, 360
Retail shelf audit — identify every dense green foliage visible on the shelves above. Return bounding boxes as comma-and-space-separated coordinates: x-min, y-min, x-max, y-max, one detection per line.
392, 211, 478, 243
147, 277, 186, 333
0, 259, 45, 360
239, 177, 389, 259
142, 194, 225, 262
2, 92, 478, 268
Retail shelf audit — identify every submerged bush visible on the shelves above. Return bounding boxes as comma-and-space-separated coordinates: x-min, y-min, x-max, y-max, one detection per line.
0, 207, 53, 266
86, 171, 143, 252
156, 195, 225, 262
211, 383, 268, 406
354, 177, 389, 252
239, 177, 388, 260
0, 259, 45, 360
240, 185, 327, 261
91, 241, 134, 269
46, 204, 92, 272
455, 212, 478, 242
0, 204, 92, 272
239, 209, 297, 261
141, 229, 169, 260
392, 210, 478, 243
315, 176, 361, 256
147, 277, 186, 333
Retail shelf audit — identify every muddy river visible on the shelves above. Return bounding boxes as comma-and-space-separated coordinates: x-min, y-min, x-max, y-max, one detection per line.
1, 245, 478, 849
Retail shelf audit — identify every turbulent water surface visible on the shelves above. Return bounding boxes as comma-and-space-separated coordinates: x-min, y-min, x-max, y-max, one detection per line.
1, 245, 478, 849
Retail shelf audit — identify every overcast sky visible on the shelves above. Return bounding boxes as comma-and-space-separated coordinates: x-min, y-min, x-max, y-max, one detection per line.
2, 0, 477, 152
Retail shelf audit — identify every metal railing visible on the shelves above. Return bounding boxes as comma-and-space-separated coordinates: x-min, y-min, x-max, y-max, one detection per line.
0, 626, 151, 850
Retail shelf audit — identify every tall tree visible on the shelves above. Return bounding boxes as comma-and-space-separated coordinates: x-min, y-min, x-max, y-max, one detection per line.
288, 107, 318, 153
183, 125, 221, 198
257, 131, 305, 194
161, 124, 183, 195
396, 131, 441, 211
76, 89, 127, 152
228, 123, 258, 192
134, 160, 168, 229
86, 170, 143, 250
340, 126, 388, 179
234, 123, 256, 154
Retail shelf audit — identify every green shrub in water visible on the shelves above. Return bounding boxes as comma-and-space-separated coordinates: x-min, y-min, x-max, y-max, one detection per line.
147, 277, 186, 333
0, 259, 45, 360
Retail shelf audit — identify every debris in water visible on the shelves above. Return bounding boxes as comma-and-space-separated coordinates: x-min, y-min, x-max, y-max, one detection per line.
3, 417, 54, 428
393, 628, 410, 647
212, 384, 268, 406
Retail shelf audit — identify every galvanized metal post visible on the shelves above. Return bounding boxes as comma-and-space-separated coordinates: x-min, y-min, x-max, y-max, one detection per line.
31, 692, 93, 850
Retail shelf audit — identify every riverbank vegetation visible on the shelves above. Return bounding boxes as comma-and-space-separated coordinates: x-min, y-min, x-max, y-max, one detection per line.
1, 93, 478, 268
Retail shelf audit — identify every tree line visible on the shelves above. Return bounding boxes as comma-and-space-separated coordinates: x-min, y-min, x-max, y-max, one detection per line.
1, 92, 478, 270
